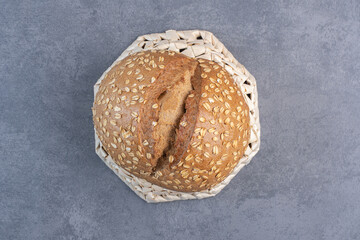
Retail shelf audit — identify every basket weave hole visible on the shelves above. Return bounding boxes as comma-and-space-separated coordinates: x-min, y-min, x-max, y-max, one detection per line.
138, 42, 146, 49
101, 146, 109, 156
244, 80, 251, 85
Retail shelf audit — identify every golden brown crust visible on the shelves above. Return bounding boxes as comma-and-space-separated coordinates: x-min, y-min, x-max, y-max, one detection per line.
92, 50, 250, 192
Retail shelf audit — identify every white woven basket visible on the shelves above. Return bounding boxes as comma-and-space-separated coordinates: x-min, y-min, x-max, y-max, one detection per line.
94, 30, 260, 203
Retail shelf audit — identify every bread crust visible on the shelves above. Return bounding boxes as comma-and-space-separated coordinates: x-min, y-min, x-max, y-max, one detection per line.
92, 50, 250, 192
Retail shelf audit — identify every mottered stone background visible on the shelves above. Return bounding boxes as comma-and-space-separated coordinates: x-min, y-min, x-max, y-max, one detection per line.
1, 1, 359, 239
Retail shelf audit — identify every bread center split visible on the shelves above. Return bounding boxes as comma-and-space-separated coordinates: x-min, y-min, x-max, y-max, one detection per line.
152, 61, 201, 173
139, 57, 202, 173
153, 72, 193, 162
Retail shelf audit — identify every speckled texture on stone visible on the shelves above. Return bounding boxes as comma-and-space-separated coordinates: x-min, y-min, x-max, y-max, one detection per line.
0, 1, 359, 239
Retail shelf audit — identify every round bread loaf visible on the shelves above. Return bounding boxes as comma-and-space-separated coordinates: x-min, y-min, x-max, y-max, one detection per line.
92, 50, 250, 192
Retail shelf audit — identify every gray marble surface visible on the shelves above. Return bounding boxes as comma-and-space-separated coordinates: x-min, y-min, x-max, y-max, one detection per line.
1, 1, 359, 239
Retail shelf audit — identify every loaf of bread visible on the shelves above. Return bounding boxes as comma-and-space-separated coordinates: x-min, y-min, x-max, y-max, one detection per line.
92, 50, 250, 192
